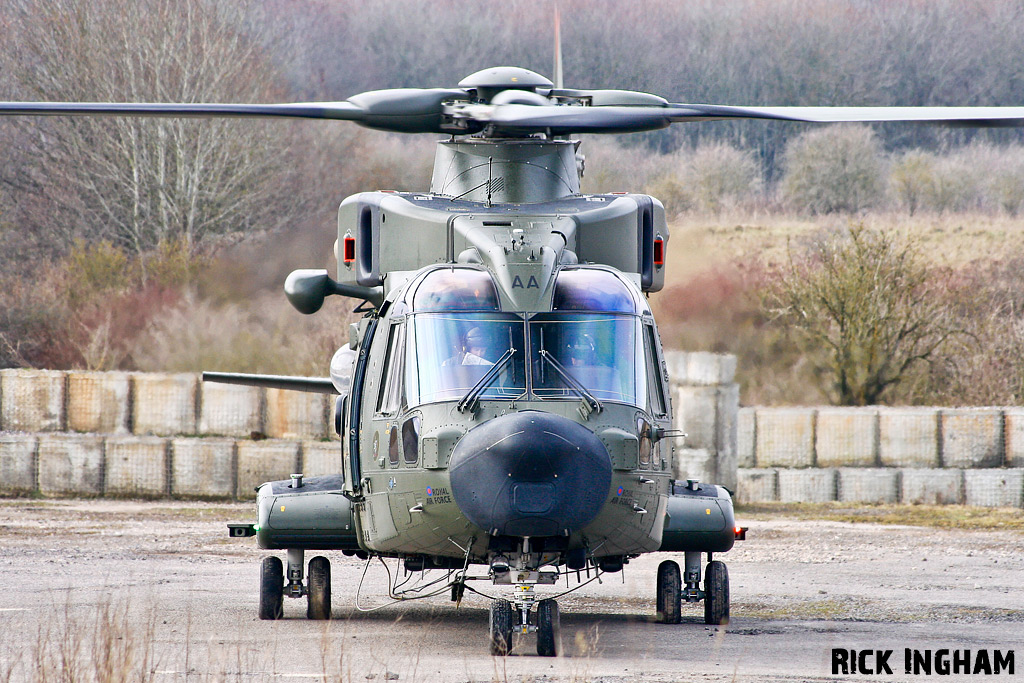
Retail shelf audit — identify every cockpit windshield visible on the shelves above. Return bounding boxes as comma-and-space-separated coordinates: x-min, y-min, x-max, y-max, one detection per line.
401, 266, 649, 409
406, 313, 526, 406
530, 313, 646, 405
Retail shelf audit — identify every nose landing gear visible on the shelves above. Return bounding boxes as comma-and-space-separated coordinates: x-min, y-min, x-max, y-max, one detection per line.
656, 552, 729, 625
488, 566, 562, 657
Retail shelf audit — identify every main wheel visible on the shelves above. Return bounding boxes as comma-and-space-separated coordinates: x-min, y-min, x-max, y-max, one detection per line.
704, 560, 729, 625
488, 599, 515, 656
259, 556, 284, 620
307, 556, 331, 620
536, 599, 561, 657
656, 560, 682, 624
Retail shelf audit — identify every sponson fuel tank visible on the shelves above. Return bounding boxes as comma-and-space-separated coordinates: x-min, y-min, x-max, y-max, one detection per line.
448, 411, 612, 538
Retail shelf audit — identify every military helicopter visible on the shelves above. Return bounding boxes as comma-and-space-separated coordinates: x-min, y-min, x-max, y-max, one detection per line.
5, 62, 1024, 658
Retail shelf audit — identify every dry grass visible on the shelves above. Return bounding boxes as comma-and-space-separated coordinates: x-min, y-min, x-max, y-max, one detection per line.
662, 210, 1024, 287
737, 502, 1024, 532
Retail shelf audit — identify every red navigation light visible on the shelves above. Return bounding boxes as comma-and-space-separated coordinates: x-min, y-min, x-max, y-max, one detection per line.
653, 237, 664, 266
343, 236, 356, 264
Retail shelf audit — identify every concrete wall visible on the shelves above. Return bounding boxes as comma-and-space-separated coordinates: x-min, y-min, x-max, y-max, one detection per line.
5, 362, 1019, 508
737, 406, 1024, 508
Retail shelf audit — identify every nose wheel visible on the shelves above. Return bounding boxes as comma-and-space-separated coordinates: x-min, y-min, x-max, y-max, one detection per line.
488, 586, 561, 656
489, 599, 515, 655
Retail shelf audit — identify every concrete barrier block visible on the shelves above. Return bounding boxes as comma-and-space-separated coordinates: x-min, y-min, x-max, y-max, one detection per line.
963, 469, 1024, 508
37, 434, 103, 496
673, 447, 715, 484
755, 408, 815, 468
0, 435, 37, 494
302, 441, 342, 476
816, 408, 878, 468
736, 468, 777, 504
67, 371, 131, 434
170, 438, 235, 498
133, 374, 197, 436
236, 440, 300, 499
879, 407, 939, 468
941, 409, 1004, 468
778, 468, 836, 503
265, 389, 328, 440
900, 468, 963, 505
199, 382, 263, 437
104, 436, 168, 497
837, 468, 898, 504
665, 351, 736, 386
1005, 408, 1024, 467
674, 386, 718, 453
737, 407, 756, 469
0, 369, 65, 432
715, 384, 739, 492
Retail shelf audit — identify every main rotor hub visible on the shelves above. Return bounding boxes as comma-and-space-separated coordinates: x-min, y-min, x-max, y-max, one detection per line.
459, 67, 553, 104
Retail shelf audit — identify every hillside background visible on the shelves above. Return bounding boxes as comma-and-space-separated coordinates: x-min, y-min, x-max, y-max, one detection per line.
2, 0, 1024, 407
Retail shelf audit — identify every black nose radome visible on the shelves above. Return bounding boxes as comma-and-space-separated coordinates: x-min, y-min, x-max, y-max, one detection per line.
448, 411, 612, 538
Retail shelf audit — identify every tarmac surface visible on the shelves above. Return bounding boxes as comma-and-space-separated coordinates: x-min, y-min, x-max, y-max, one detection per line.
0, 499, 1021, 682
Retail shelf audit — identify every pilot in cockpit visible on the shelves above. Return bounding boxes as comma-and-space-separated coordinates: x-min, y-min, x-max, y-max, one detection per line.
443, 326, 495, 366
564, 332, 596, 367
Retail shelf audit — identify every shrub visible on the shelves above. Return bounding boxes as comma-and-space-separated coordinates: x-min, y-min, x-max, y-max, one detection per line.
781, 125, 885, 214
890, 150, 936, 215
763, 224, 956, 405
681, 143, 762, 213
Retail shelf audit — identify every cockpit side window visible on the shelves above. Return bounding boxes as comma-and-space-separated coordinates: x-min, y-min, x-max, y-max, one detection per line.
375, 321, 405, 416
643, 323, 668, 417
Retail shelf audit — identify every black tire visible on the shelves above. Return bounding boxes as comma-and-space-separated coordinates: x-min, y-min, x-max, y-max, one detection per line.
259, 556, 284, 620
656, 560, 682, 624
536, 599, 561, 657
489, 599, 515, 656
704, 560, 729, 625
307, 556, 331, 620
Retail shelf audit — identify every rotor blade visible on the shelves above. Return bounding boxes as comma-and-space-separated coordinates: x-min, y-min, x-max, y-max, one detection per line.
0, 88, 471, 133
459, 102, 1024, 135
665, 104, 1024, 127
0, 101, 362, 119
202, 371, 337, 395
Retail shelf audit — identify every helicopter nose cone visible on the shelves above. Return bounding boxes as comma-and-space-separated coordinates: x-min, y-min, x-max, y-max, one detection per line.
448, 411, 612, 538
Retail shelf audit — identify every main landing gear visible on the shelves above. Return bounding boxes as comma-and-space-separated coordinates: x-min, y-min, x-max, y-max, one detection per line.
656, 552, 729, 625
259, 549, 332, 620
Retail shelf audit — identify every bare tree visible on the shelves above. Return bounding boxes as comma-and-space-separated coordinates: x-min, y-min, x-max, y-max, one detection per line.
764, 224, 956, 405
0, 0, 299, 262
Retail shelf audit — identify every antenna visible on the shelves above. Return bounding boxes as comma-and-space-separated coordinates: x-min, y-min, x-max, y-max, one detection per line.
553, 5, 564, 90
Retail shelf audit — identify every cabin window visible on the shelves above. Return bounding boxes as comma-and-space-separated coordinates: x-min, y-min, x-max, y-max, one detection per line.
411, 268, 500, 312
638, 417, 653, 467
529, 313, 647, 406
402, 415, 421, 465
406, 313, 526, 407
643, 324, 668, 417
388, 425, 400, 466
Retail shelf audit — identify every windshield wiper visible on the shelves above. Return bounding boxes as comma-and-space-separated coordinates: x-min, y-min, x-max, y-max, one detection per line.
456, 347, 517, 414
537, 349, 603, 419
